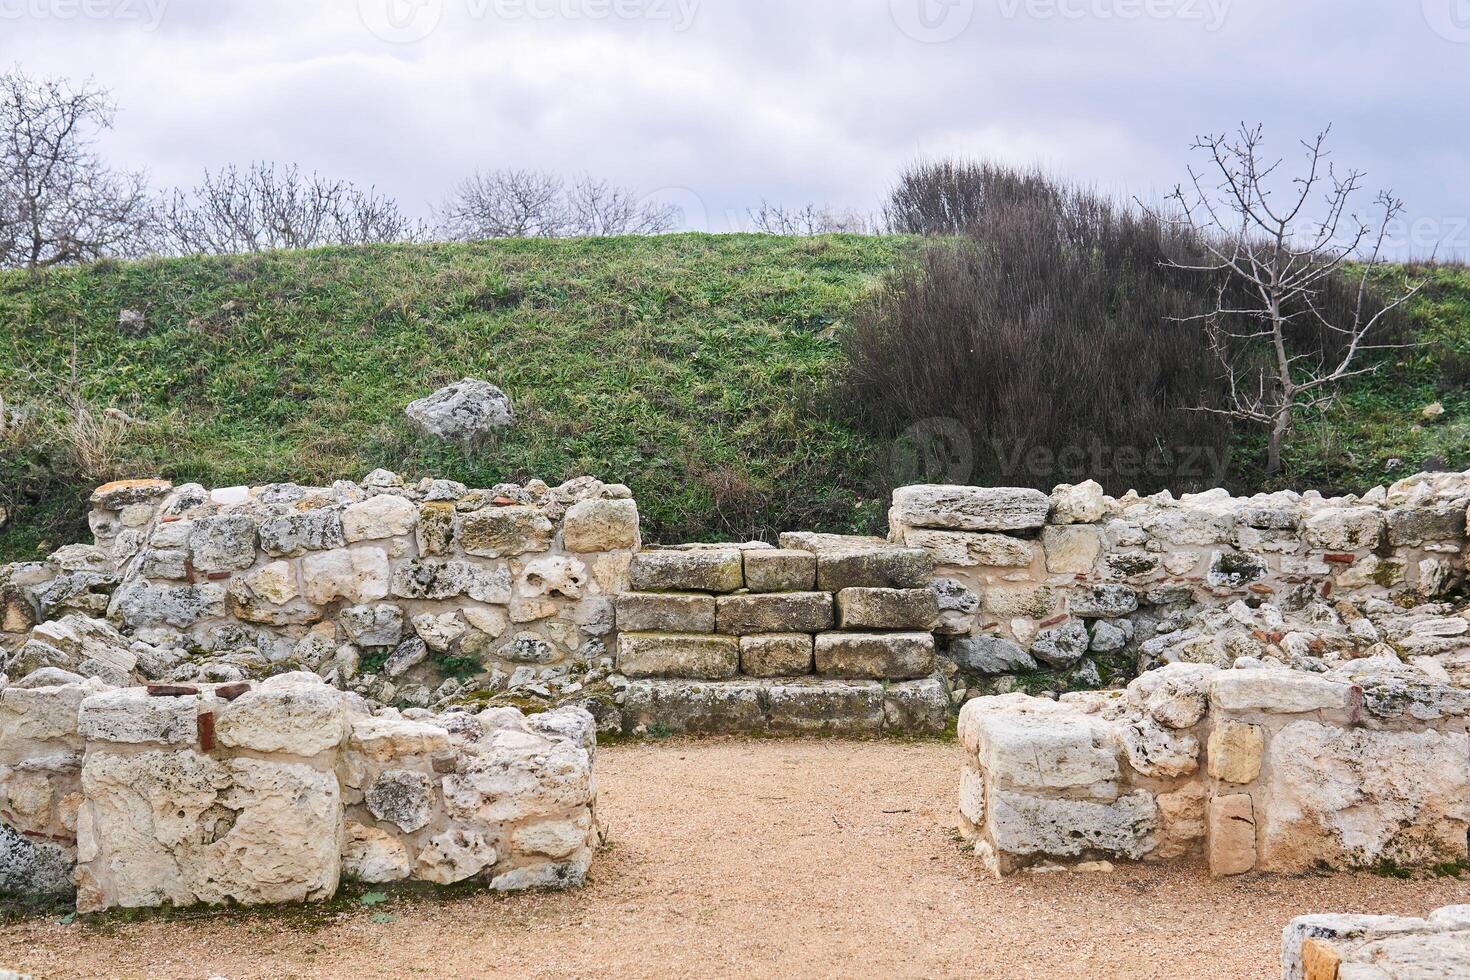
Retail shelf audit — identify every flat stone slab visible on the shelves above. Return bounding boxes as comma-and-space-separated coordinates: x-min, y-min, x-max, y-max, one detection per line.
742, 549, 817, 593
892, 486, 1051, 532
628, 550, 744, 593
836, 588, 939, 630
614, 593, 717, 633
619, 678, 949, 735
814, 632, 935, 680
715, 593, 834, 635
616, 633, 740, 680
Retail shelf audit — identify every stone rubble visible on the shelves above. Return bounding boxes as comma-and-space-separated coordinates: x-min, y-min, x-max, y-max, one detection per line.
1283, 905, 1470, 979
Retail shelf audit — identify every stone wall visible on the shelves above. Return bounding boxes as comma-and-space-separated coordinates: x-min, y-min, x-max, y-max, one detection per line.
958, 658, 1470, 877
0, 672, 597, 911
889, 473, 1470, 696
1283, 905, 1470, 979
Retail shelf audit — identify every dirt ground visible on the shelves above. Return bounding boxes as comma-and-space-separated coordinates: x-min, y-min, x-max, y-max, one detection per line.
3, 738, 1467, 979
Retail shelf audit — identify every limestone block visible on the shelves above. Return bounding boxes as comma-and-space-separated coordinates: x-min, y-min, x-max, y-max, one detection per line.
459, 506, 554, 558
835, 588, 939, 630
987, 789, 1157, 861
77, 689, 198, 746
562, 498, 640, 553
1386, 505, 1466, 546
1208, 793, 1257, 877
716, 593, 834, 635
739, 634, 814, 677
519, 555, 590, 600
959, 765, 986, 827
891, 486, 1051, 532
497, 633, 561, 664
1303, 506, 1386, 551
765, 680, 885, 735
1049, 481, 1107, 525
1209, 670, 1354, 715
1068, 584, 1138, 619
620, 680, 766, 734
441, 729, 593, 824
412, 612, 466, 653
415, 502, 456, 557
342, 495, 417, 543
1259, 722, 1470, 872
77, 751, 341, 911
490, 849, 594, 891
1042, 526, 1102, 575
414, 826, 498, 885
742, 549, 817, 592
1208, 721, 1265, 784
1101, 551, 1163, 581
628, 550, 744, 593
614, 593, 716, 633
188, 515, 258, 574
1153, 783, 1206, 861
983, 585, 1057, 620
947, 635, 1038, 675
1120, 716, 1200, 779
971, 711, 1120, 793
617, 633, 740, 680
1030, 621, 1090, 668
814, 632, 934, 680
215, 685, 346, 757
512, 814, 595, 860
10, 616, 138, 688
882, 677, 950, 734
340, 604, 405, 649
1126, 663, 1217, 729
390, 559, 511, 603
0, 682, 98, 746
904, 530, 1036, 569
108, 580, 227, 629
258, 508, 347, 558
342, 821, 412, 883
0, 823, 75, 896
349, 714, 452, 762
365, 769, 434, 833
301, 548, 390, 606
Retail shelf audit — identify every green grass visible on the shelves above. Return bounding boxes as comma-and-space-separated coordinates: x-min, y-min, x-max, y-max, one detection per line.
0, 234, 912, 560
0, 238, 1465, 564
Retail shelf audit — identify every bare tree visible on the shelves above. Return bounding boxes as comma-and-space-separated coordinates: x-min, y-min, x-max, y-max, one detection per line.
1160, 125, 1425, 474
437, 169, 676, 240
565, 176, 679, 236
152, 162, 425, 255
0, 69, 150, 270
747, 200, 872, 235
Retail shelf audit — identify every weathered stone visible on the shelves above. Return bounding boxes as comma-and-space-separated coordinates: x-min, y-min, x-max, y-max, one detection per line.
512, 815, 594, 860
518, 555, 590, 600
383, 637, 429, 677
108, 580, 227, 630
1030, 621, 1090, 668
617, 633, 740, 680
1068, 584, 1138, 619
189, 515, 258, 574
1119, 716, 1199, 779
340, 604, 405, 649
620, 680, 766, 734
812, 546, 935, 592
9, 616, 138, 687
90, 478, 173, 510
983, 585, 1057, 621
415, 502, 457, 557
562, 498, 640, 553
765, 680, 885, 735
390, 559, 511, 604
892, 486, 1051, 532
814, 632, 934, 680
739, 634, 814, 677
904, 530, 1036, 569
1049, 481, 1107, 525
258, 508, 346, 557
412, 612, 466, 653
1209, 670, 1354, 715
365, 769, 434, 833
1089, 621, 1128, 653
1126, 663, 1216, 729
930, 578, 980, 635
413, 825, 498, 885
342, 494, 417, 543
987, 790, 1157, 861
300, 548, 391, 606
458, 507, 554, 559
882, 677, 950, 734
348, 714, 451, 761
215, 685, 346, 756
948, 635, 1038, 675
1101, 550, 1163, 581
742, 549, 817, 593
77, 689, 198, 746
1042, 525, 1102, 575
1259, 722, 1470, 872
1208, 720, 1265, 784
968, 708, 1120, 792
0, 823, 75, 896
835, 588, 938, 630
1386, 506, 1466, 546
440, 727, 593, 824
1208, 793, 1257, 877
406, 378, 514, 444
1207, 550, 1269, 589
1153, 783, 1206, 861
1303, 507, 1386, 551
342, 821, 412, 883
614, 593, 716, 633
628, 550, 744, 593
716, 593, 834, 635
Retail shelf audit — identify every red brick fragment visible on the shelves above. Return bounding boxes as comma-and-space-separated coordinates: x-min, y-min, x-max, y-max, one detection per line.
147, 684, 199, 698
198, 711, 216, 752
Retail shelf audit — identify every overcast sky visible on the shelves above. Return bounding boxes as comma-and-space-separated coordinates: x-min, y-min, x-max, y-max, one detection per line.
4, 0, 1467, 254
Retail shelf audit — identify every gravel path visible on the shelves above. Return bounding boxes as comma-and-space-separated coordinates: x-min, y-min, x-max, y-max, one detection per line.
3, 738, 1467, 979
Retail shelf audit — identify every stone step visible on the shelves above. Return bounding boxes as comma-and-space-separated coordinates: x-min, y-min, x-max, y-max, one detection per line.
620, 677, 949, 736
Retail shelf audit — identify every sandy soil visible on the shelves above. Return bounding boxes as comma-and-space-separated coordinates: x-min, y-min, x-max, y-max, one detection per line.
3, 738, 1467, 979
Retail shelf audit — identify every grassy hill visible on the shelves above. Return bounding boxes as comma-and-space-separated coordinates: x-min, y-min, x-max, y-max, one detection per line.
0, 234, 1465, 563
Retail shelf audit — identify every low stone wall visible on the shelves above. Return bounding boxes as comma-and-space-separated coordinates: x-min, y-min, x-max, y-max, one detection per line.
614, 536, 947, 734
0, 673, 597, 911
958, 658, 1470, 877
1284, 905, 1470, 979
890, 474, 1469, 694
